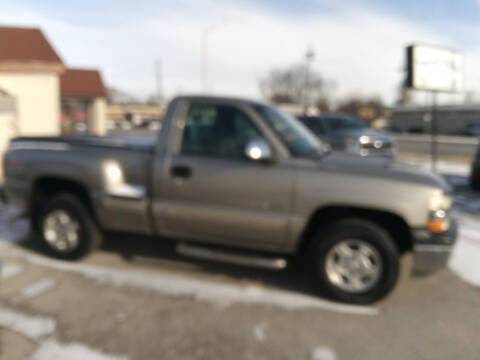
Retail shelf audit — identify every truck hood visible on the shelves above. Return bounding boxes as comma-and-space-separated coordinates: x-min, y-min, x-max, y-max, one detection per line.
341, 128, 392, 140
318, 151, 451, 192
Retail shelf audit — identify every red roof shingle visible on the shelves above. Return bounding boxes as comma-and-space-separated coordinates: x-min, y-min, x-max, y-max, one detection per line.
61, 68, 106, 98
0, 26, 63, 65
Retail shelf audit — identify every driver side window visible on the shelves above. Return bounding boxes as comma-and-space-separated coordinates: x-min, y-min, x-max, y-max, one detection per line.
181, 104, 264, 159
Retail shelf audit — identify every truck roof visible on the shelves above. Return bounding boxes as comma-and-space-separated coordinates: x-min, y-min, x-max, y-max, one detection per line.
171, 95, 269, 108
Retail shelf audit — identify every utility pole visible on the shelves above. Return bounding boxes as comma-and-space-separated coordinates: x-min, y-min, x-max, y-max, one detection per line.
155, 58, 163, 106
200, 29, 208, 93
431, 91, 438, 172
303, 46, 315, 114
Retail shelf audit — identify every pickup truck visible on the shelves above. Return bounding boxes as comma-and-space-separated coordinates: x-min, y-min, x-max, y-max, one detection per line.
2, 95, 457, 304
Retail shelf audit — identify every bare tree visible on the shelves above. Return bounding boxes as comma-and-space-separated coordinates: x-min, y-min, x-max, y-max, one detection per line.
336, 96, 385, 123
106, 87, 138, 104
259, 62, 333, 111
396, 86, 413, 106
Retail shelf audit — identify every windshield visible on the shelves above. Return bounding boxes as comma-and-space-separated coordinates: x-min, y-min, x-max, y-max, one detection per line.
324, 116, 367, 132
254, 104, 322, 157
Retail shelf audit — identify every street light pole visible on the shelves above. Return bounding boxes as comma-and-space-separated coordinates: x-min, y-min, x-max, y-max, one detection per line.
155, 58, 163, 106
200, 20, 227, 94
303, 47, 315, 114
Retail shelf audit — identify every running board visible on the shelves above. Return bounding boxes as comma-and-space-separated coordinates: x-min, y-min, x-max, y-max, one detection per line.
176, 243, 288, 270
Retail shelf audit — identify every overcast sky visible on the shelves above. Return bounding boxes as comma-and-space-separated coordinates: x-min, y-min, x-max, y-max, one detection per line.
2, 0, 480, 105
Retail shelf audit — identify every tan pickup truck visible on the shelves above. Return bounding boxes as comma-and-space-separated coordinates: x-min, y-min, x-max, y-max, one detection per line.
2, 95, 457, 304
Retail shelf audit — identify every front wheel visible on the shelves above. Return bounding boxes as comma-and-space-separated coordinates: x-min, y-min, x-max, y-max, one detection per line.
36, 194, 102, 260
309, 219, 399, 304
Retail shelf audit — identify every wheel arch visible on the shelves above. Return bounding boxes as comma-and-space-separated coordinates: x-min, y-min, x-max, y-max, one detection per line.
297, 205, 413, 255
30, 176, 98, 230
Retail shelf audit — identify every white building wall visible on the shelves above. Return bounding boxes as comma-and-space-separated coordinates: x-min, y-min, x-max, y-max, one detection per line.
87, 97, 107, 135
0, 111, 17, 181
0, 72, 60, 136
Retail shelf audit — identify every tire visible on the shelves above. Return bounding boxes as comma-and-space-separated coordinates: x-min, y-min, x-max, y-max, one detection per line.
309, 218, 399, 304
36, 194, 102, 260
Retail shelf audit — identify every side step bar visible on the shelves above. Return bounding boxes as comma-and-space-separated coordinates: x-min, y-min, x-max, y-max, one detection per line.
176, 243, 288, 270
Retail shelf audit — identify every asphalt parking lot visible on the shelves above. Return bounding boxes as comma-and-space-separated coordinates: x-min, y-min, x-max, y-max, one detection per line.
0, 177, 480, 360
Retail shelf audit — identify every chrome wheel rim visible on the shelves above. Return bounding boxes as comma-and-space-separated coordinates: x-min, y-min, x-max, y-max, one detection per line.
325, 239, 382, 293
43, 210, 80, 252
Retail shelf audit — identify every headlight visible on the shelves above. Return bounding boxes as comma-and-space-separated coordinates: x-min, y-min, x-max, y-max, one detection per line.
359, 135, 370, 145
429, 191, 453, 212
428, 191, 452, 233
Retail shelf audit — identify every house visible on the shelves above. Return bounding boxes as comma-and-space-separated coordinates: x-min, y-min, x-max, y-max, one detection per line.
61, 68, 107, 135
0, 25, 108, 181
0, 25, 107, 137
0, 89, 16, 179
0, 26, 64, 136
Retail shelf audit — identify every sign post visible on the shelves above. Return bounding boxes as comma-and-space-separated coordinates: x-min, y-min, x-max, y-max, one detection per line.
431, 91, 438, 172
405, 44, 463, 172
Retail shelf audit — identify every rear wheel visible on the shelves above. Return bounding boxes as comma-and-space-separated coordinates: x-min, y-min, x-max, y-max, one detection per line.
309, 218, 399, 304
36, 194, 102, 260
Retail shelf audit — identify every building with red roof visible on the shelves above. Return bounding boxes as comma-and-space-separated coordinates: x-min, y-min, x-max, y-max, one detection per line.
0, 25, 107, 139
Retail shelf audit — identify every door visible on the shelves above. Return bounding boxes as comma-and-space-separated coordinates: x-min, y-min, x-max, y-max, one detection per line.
162, 102, 294, 251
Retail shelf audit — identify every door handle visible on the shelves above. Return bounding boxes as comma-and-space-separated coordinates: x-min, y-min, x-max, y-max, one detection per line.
171, 165, 192, 178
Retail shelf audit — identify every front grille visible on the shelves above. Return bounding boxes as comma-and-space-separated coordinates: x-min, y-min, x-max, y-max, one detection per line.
360, 140, 392, 150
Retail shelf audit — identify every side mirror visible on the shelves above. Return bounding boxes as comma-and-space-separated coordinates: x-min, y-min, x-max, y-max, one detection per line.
245, 139, 273, 162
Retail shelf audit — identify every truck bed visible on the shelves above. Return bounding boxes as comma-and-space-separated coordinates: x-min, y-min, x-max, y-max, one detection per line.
10, 135, 157, 152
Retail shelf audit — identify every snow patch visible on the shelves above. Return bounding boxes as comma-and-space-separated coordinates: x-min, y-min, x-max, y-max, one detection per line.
1, 263, 24, 279
310, 346, 336, 360
403, 159, 470, 177
449, 219, 480, 287
27, 339, 128, 360
253, 322, 267, 342
22, 278, 56, 299
0, 305, 128, 360
0, 306, 55, 340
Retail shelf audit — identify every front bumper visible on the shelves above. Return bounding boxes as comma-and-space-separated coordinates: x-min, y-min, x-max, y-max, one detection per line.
411, 219, 457, 275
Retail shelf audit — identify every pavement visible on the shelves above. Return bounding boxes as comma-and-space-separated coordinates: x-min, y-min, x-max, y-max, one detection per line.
1, 175, 480, 359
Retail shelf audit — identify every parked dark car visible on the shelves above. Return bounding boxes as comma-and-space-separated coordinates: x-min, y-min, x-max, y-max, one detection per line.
470, 145, 480, 191
461, 123, 480, 137
298, 114, 395, 157
384, 123, 408, 134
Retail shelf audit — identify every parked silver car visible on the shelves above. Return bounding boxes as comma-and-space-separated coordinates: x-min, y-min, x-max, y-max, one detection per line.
298, 114, 396, 157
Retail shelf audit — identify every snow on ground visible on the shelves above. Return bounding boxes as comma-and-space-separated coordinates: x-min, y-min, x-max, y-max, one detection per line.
0, 307, 55, 341
310, 346, 337, 360
402, 158, 470, 177
0, 305, 128, 360
449, 217, 480, 287
1, 262, 24, 279
28, 339, 128, 360
21, 278, 56, 299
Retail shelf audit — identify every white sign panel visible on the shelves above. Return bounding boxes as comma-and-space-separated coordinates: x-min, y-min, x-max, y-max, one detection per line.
407, 45, 463, 92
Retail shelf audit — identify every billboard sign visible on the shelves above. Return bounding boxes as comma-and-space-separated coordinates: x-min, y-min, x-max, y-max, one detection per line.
406, 44, 463, 92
